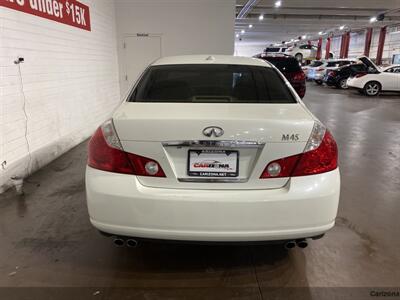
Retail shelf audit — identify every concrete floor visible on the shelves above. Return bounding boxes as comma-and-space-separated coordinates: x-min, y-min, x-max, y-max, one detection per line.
1, 84, 400, 299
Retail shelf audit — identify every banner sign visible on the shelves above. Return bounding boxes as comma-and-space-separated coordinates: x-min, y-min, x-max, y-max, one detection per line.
1, 0, 91, 31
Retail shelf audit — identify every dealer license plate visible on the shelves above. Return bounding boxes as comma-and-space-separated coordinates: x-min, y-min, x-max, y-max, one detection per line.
187, 150, 239, 177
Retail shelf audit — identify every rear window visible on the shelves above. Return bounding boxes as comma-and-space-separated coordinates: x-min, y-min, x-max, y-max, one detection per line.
265, 47, 281, 52
327, 61, 351, 68
309, 61, 323, 67
129, 64, 296, 104
262, 57, 301, 73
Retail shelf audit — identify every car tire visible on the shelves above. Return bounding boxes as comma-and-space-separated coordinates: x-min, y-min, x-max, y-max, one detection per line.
295, 53, 303, 62
315, 80, 323, 85
338, 78, 348, 89
363, 81, 381, 96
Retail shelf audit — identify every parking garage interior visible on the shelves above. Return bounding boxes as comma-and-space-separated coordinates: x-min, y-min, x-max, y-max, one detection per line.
1, 1, 400, 299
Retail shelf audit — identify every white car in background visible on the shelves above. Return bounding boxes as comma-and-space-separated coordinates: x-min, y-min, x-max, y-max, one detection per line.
86, 55, 340, 248
286, 44, 334, 62
265, 46, 287, 54
347, 56, 400, 96
307, 59, 357, 84
302, 60, 324, 79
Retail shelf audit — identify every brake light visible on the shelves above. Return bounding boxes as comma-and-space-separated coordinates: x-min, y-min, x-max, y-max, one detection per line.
88, 120, 166, 177
355, 72, 367, 78
260, 122, 338, 178
328, 71, 337, 77
292, 71, 306, 81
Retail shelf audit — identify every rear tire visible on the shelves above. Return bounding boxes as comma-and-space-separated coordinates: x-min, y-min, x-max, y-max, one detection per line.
363, 81, 381, 96
338, 78, 348, 89
315, 80, 323, 85
295, 53, 303, 62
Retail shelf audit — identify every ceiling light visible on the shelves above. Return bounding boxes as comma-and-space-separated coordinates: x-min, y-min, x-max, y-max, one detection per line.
302, 35, 307, 39
370, 16, 377, 23
339, 25, 345, 30
275, 0, 281, 7
259, 14, 264, 20
236, 33, 239, 38
241, 29, 245, 34
248, 24, 253, 28
318, 31, 324, 35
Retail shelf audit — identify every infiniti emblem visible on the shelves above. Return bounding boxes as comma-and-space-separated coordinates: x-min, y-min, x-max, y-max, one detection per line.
203, 126, 224, 138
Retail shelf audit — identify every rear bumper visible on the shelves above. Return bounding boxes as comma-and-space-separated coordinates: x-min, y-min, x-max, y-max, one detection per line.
86, 167, 340, 242
307, 73, 324, 81
347, 78, 364, 89
324, 77, 338, 86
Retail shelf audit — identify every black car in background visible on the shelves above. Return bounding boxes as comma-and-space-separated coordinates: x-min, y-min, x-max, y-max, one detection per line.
323, 63, 368, 89
254, 53, 306, 98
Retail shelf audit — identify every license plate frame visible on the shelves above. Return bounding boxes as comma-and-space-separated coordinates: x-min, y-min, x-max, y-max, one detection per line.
187, 149, 239, 177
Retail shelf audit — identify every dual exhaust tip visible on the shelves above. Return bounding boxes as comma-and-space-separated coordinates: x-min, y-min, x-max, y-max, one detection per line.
113, 237, 138, 248
284, 239, 308, 250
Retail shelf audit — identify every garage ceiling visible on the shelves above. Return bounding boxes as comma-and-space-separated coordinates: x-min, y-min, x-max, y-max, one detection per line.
235, 0, 400, 45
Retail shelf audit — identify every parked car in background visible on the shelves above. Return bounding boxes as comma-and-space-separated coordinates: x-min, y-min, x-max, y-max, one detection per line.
265, 46, 287, 54
302, 60, 324, 78
86, 55, 340, 246
286, 44, 334, 62
307, 59, 357, 84
323, 63, 368, 89
347, 56, 400, 96
254, 53, 306, 98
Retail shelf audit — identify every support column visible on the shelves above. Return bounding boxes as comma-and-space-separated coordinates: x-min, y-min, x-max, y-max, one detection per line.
343, 32, 350, 58
325, 37, 331, 59
339, 34, 345, 58
364, 28, 373, 57
316, 37, 322, 60
376, 26, 387, 65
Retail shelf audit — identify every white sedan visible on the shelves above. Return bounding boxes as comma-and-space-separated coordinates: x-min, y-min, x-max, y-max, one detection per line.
347, 58, 400, 96
286, 44, 334, 62
85, 55, 340, 248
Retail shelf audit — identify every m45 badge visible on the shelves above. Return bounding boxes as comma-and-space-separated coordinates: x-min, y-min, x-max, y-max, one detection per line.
282, 134, 300, 142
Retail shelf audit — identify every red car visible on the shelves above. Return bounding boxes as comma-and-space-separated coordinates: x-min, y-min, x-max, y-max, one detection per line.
254, 53, 306, 98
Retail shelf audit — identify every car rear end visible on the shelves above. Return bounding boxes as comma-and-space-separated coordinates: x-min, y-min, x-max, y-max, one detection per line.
302, 60, 323, 79
85, 55, 340, 243
323, 69, 341, 86
260, 55, 306, 98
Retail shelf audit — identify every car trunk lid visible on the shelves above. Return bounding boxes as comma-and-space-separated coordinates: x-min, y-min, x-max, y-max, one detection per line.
113, 102, 315, 190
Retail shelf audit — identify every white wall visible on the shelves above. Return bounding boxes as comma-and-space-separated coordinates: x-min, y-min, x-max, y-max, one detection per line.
115, 0, 236, 94
234, 41, 265, 57
0, 0, 121, 192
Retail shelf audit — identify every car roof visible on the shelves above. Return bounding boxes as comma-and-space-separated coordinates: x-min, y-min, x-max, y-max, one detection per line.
382, 64, 400, 70
151, 55, 272, 67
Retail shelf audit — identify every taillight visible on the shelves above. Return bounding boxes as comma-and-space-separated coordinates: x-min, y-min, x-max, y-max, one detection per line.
355, 72, 367, 78
260, 122, 338, 178
328, 71, 337, 77
88, 120, 166, 177
292, 71, 305, 81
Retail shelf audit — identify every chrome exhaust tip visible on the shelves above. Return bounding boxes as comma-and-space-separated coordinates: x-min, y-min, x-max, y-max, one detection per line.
284, 241, 296, 250
126, 239, 138, 248
113, 237, 125, 247
296, 239, 308, 249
